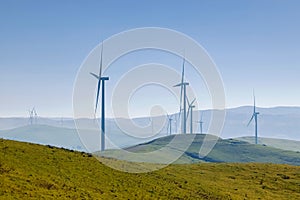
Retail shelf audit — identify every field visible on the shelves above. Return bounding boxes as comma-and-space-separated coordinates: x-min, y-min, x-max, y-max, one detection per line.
1, 138, 300, 199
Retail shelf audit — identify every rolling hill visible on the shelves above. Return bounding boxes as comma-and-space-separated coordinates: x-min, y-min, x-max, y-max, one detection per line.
101, 134, 300, 165
236, 136, 300, 152
1, 138, 300, 199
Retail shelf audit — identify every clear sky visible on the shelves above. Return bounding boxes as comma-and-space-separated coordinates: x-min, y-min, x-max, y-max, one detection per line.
0, 0, 300, 117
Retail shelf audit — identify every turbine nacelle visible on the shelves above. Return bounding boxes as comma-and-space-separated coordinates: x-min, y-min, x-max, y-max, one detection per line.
173, 82, 189, 87
90, 72, 109, 81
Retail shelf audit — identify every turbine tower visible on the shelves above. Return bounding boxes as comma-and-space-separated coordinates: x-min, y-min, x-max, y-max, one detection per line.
90, 43, 109, 151
174, 58, 189, 134
166, 114, 173, 135
247, 93, 259, 144
196, 112, 204, 134
187, 98, 196, 134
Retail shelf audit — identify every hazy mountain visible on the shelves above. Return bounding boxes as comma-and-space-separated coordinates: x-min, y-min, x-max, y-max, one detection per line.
221, 106, 300, 140
0, 124, 167, 152
0, 106, 299, 151
0, 125, 85, 151
1, 106, 299, 141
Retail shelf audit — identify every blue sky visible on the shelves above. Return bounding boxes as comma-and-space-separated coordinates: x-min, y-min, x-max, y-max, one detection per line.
0, 0, 300, 117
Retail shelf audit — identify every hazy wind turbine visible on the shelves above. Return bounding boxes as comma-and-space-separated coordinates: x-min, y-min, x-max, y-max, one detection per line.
187, 98, 196, 134
166, 114, 173, 135
247, 92, 260, 144
196, 112, 204, 134
90, 43, 109, 151
28, 109, 33, 125
174, 58, 189, 134
32, 107, 38, 124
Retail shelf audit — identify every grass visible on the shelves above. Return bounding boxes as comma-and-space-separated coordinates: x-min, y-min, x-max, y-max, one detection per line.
1, 138, 300, 199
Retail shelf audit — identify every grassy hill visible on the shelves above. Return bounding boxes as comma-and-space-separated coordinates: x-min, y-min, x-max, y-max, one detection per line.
1, 138, 300, 199
236, 136, 300, 152
102, 134, 300, 165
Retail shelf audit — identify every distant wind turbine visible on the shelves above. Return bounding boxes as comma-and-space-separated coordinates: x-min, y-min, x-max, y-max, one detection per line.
247, 92, 260, 144
90, 43, 109, 151
27, 107, 37, 125
174, 58, 189, 134
32, 107, 38, 124
187, 98, 196, 134
166, 114, 173, 136
195, 112, 204, 134
28, 109, 33, 125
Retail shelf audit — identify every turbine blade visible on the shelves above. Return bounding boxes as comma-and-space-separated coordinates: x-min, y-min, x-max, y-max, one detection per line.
95, 79, 101, 114
253, 90, 256, 113
181, 57, 185, 84
179, 58, 185, 108
93, 43, 104, 115
187, 106, 190, 121
90, 72, 100, 79
247, 114, 255, 126
173, 83, 181, 87
191, 98, 196, 106
98, 43, 103, 77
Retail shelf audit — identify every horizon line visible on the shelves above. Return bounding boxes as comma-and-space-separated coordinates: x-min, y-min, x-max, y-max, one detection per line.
1, 105, 300, 119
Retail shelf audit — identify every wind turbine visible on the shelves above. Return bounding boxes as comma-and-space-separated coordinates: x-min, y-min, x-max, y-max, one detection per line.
174, 58, 189, 134
166, 114, 173, 135
32, 107, 38, 124
28, 109, 33, 125
187, 98, 196, 134
90, 43, 109, 151
247, 93, 259, 144
196, 112, 204, 134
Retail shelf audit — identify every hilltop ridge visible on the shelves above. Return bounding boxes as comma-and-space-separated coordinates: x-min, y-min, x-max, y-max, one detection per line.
101, 134, 300, 165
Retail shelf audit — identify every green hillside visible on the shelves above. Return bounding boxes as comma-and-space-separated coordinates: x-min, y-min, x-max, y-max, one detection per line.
236, 136, 300, 152
102, 134, 300, 165
1, 138, 300, 199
